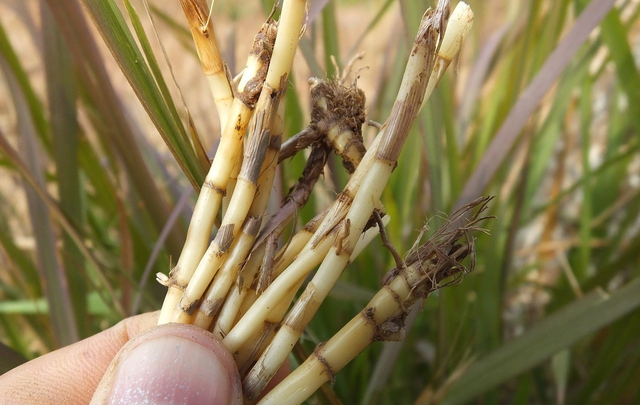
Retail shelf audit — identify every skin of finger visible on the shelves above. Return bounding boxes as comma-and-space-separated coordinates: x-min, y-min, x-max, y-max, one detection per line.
0, 312, 159, 405
89, 323, 242, 405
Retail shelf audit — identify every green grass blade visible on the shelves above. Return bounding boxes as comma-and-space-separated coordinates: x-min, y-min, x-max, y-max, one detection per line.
47, 0, 186, 255
0, 202, 56, 356
439, 278, 640, 405
123, 0, 184, 130
41, 3, 88, 338
0, 203, 42, 298
0, 22, 50, 151
577, 77, 593, 280
0, 293, 114, 317
0, 127, 126, 319
0, 299, 48, 315
123, 0, 210, 172
298, 36, 326, 79
79, 0, 204, 188
322, 1, 340, 77
571, 309, 640, 404
0, 56, 80, 346
597, 4, 640, 133
454, 0, 616, 210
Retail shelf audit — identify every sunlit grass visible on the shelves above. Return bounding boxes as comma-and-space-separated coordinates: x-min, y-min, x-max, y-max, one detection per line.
1, 0, 640, 403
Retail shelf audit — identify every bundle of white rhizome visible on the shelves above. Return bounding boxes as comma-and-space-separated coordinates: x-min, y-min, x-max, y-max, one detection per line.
155, 1, 487, 403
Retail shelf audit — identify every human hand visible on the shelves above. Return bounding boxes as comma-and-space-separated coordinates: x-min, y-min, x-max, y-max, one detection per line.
0, 312, 242, 405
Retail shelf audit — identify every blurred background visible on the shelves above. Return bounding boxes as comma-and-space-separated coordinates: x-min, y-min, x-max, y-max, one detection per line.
1, 0, 639, 404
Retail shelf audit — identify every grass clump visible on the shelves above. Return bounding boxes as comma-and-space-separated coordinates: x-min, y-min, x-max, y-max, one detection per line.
1, 0, 640, 404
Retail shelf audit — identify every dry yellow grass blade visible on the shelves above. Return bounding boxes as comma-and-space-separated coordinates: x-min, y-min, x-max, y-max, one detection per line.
178, 0, 233, 128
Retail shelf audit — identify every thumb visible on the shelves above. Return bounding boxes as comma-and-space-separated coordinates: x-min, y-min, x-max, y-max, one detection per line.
90, 323, 242, 405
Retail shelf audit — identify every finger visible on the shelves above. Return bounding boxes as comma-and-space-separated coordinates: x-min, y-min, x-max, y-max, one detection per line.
0, 312, 159, 405
90, 323, 242, 405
